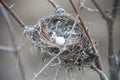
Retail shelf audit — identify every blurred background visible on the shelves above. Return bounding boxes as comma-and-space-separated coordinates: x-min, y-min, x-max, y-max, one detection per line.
0, 0, 120, 80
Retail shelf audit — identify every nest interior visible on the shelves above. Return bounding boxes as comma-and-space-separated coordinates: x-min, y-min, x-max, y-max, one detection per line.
25, 14, 96, 67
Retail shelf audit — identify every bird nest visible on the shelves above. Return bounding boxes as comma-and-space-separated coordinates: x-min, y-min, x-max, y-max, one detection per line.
25, 7, 97, 68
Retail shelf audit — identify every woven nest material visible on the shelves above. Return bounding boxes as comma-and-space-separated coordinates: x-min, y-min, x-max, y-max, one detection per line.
25, 7, 97, 68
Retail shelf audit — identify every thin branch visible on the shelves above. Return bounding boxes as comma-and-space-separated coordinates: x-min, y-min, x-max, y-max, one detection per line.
69, 0, 79, 14
91, 64, 109, 80
48, 0, 59, 8
32, 50, 64, 80
91, 0, 111, 21
0, 4, 25, 80
91, 0, 119, 80
69, 0, 97, 53
79, 0, 86, 10
32, 6, 79, 79
118, 49, 120, 69
79, 0, 99, 12
65, 15, 79, 47
111, 0, 119, 19
68, 0, 102, 70
0, 0, 25, 28
55, 66, 61, 80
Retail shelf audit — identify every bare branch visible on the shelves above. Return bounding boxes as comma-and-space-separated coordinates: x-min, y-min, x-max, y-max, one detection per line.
91, 64, 108, 80
55, 66, 61, 80
79, 0, 99, 12
32, 50, 64, 80
91, 0, 111, 21
68, 0, 102, 70
69, 0, 97, 53
111, 0, 119, 19
0, 4, 25, 80
32, 13, 79, 80
118, 49, 120, 69
91, 0, 119, 80
48, 0, 59, 8
0, 0, 26, 28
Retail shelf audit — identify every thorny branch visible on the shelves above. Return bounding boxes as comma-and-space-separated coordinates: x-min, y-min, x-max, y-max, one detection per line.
0, 4, 25, 80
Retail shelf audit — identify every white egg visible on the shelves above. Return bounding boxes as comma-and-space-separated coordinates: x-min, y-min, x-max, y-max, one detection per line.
55, 36, 65, 45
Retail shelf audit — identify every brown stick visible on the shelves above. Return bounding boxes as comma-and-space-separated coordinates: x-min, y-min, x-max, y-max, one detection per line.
69, 0, 102, 70
0, 0, 25, 28
69, 0, 97, 53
